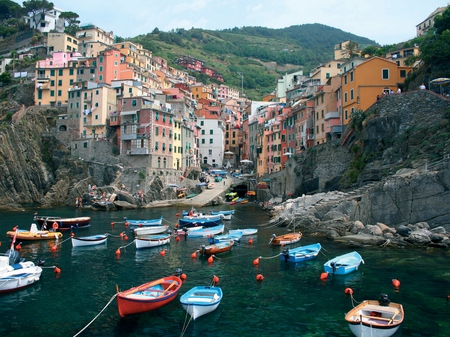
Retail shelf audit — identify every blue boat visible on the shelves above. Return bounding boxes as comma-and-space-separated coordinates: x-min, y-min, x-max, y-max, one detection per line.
178, 215, 223, 228
124, 216, 163, 229
210, 210, 235, 216
180, 286, 223, 320
280, 243, 322, 263
209, 231, 243, 244
185, 225, 225, 238
323, 251, 364, 275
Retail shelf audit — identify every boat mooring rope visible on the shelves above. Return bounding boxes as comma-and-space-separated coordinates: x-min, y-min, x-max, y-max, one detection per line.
117, 239, 136, 251
73, 293, 118, 337
180, 307, 194, 337
258, 253, 281, 260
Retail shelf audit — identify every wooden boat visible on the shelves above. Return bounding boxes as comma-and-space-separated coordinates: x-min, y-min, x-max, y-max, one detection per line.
185, 225, 225, 238
135, 234, 171, 250
246, 191, 256, 196
178, 215, 223, 228
324, 251, 364, 275
200, 240, 234, 255
6, 223, 62, 241
209, 231, 243, 244
280, 243, 322, 263
345, 294, 404, 337
269, 232, 302, 246
125, 216, 163, 229
0, 254, 43, 293
71, 234, 108, 247
116, 275, 182, 317
229, 228, 258, 236
180, 286, 223, 320
33, 215, 91, 231
240, 199, 249, 204
133, 224, 170, 237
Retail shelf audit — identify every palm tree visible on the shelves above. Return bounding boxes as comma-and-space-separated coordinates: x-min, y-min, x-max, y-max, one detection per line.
342, 40, 360, 59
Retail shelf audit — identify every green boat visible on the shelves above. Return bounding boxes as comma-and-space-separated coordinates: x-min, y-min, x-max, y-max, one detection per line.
186, 193, 198, 199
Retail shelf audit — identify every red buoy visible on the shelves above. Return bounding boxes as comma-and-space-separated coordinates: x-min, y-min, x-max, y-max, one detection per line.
181, 273, 187, 281
256, 274, 264, 281
248, 238, 253, 245
115, 248, 121, 256
190, 251, 197, 259
212, 275, 220, 285
51, 245, 57, 252
110, 222, 115, 227
159, 249, 166, 256
176, 213, 180, 217
175, 223, 179, 228
124, 221, 129, 227
320, 272, 329, 280
15, 243, 21, 251
54, 266, 61, 274
123, 235, 128, 240
207, 256, 214, 263
70, 232, 74, 237
392, 279, 401, 288
253, 257, 260, 266
345, 287, 354, 295
119, 232, 124, 238
176, 236, 180, 242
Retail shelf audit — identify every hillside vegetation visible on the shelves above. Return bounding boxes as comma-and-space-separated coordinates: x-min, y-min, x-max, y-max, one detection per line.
129, 24, 377, 99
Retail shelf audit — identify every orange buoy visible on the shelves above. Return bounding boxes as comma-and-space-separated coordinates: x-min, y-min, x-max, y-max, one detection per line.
15, 243, 21, 251
345, 287, 354, 295
392, 279, 401, 288
175, 223, 179, 228
175, 236, 180, 242
138, 223, 143, 227
124, 221, 129, 227
447, 294, 450, 301
51, 245, 57, 252
110, 222, 115, 227
320, 272, 329, 280
123, 235, 128, 240
52, 222, 58, 230
70, 232, 74, 237
253, 257, 260, 266
159, 249, 166, 256
207, 256, 214, 263
54, 266, 61, 274
119, 232, 124, 238
212, 275, 220, 285
256, 274, 264, 281
176, 213, 180, 217
180, 273, 187, 281
248, 238, 253, 244
190, 251, 197, 259
115, 248, 121, 256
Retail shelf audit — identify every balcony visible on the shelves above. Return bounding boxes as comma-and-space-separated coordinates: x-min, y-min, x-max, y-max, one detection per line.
325, 111, 340, 120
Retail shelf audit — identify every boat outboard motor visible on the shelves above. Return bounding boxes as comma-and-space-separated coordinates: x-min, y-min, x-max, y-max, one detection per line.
201, 244, 206, 254
174, 268, 183, 277
378, 293, 390, 306
37, 258, 45, 266
282, 249, 290, 262
330, 262, 336, 274
6, 249, 21, 265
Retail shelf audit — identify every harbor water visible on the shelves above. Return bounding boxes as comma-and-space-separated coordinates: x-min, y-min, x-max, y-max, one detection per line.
0, 204, 449, 337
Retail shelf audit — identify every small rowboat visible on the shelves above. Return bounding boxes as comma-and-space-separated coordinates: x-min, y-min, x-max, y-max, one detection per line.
0, 254, 42, 293
180, 286, 223, 320
125, 216, 163, 229
71, 234, 108, 247
210, 210, 234, 220
6, 223, 62, 241
135, 234, 171, 249
269, 232, 302, 246
209, 231, 243, 244
280, 243, 322, 263
200, 240, 234, 255
229, 228, 258, 236
33, 216, 91, 230
116, 275, 182, 317
133, 224, 170, 237
185, 225, 225, 238
324, 251, 364, 275
345, 294, 404, 337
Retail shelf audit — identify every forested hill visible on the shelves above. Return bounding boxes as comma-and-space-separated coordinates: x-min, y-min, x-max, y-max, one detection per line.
129, 23, 377, 100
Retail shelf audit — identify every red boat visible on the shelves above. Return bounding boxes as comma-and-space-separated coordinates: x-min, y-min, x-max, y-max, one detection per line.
33, 216, 91, 231
116, 275, 182, 317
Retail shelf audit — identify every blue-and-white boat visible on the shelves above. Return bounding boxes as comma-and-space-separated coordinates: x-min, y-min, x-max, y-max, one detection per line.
180, 286, 223, 320
324, 251, 364, 275
209, 231, 243, 244
229, 228, 258, 236
178, 215, 223, 228
135, 233, 171, 249
125, 216, 163, 229
210, 210, 235, 220
184, 225, 225, 238
280, 243, 322, 263
71, 234, 108, 247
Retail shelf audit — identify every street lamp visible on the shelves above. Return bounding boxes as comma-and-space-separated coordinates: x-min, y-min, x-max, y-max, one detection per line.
237, 72, 244, 97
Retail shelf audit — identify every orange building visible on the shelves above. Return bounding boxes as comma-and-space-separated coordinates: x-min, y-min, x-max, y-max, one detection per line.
341, 57, 412, 125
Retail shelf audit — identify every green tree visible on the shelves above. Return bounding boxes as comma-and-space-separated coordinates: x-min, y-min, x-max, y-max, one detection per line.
59, 11, 80, 36
361, 45, 382, 57
433, 7, 450, 35
0, 71, 12, 84
0, 0, 24, 20
23, 0, 54, 29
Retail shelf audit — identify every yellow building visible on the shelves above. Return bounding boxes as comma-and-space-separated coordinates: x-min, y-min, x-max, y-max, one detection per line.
76, 25, 115, 57
341, 57, 412, 125
47, 32, 78, 53
385, 45, 420, 67
191, 83, 216, 100
416, 5, 449, 37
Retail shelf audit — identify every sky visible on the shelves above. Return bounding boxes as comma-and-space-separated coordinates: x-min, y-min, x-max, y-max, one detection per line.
13, 0, 447, 45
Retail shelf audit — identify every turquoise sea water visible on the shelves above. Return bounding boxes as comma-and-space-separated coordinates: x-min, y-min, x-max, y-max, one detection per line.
0, 204, 449, 337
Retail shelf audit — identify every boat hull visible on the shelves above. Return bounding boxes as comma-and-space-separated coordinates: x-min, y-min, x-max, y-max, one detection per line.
280, 243, 322, 263
178, 216, 223, 228
116, 276, 182, 317
133, 225, 170, 237
324, 251, 364, 275
71, 235, 108, 247
6, 230, 62, 241
180, 286, 223, 320
0, 257, 42, 293
135, 234, 171, 249
125, 217, 163, 229
345, 299, 404, 337
34, 216, 91, 231
201, 240, 234, 255
229, 228, 257, 236
269, 232, 302, 246
184, 225, 224, 238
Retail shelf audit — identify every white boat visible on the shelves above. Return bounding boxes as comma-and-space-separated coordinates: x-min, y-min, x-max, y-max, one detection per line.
345, 294, 404, 337
71, 234, 108, 247
180, 286, 223, 320
0, 251, 42, 293
210, 210, 234, 220
229, 228, 258, 236
135, 234, 171, 249
185, 225, 225, 238
210, 231, 243, 243
133, 224, 170, 237
125, 216, 164, 229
